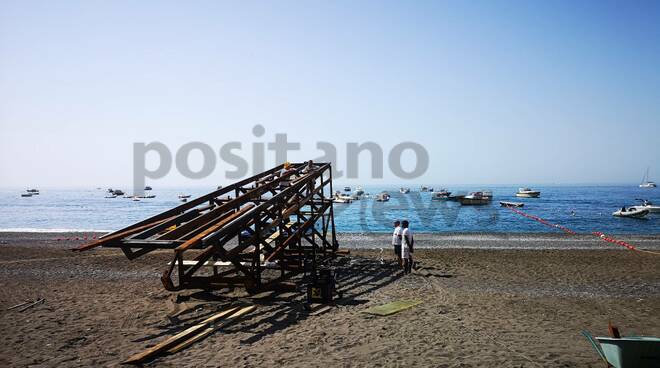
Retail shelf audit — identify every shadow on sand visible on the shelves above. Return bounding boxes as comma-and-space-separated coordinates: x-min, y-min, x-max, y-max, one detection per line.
130, 255, 403, 361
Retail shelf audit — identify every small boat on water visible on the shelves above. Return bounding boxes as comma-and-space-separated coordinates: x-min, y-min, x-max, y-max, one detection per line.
639, 167, 657, 188
343, 186, 351, 192
333, 192, 353, 203
113, 189, 125, 196
399, 187, 410, 194
178, 194, 191, 199
355, 186, 364, 196
144, 186, 152, 191
500, 201, 524, 207
612, 206, 649, 218
447, 192, 466, 201
459, 192, 492, 205
180, 198, 188, 203
27, 188, 39, 193
432, 189, 451, 200
632, 199, 660, 213
375, 192, 390, 202
104, 195, 117, 198
21, 193, 33, 197
515, 187, 540, 198
137, 195, 156, 199
420, 186, 429, 192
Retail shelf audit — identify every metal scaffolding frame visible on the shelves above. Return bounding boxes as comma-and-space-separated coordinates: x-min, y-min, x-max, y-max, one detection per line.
77, 162, 339, 293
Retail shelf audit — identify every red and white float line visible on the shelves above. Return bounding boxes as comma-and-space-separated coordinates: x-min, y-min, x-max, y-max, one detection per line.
504, 206, 660, 255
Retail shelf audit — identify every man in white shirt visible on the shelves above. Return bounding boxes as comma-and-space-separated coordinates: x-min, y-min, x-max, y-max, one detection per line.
401, 220, 414, 274
392, 220, 402, 268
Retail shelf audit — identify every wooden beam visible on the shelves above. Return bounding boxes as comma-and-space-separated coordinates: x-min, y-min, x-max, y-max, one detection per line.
122, 306, 240, 364
167, 305, 256, 354
75, 216, 176, 251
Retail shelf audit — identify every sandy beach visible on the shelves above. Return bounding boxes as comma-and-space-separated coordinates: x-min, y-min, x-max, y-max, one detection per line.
1, 232, 659, 367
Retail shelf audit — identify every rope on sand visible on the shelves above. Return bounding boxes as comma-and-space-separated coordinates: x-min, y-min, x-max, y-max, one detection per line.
504, 206, 660, 256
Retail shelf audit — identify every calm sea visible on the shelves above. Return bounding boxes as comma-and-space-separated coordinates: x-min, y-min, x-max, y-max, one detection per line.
0, 185, 658, 234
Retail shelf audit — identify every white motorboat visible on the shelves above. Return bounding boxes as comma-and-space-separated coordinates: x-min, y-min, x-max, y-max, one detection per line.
500, 201, 524, 207
612, 207, 649, 218
355, 186, 365, 196
632, 199, 660, 213
178, 194, 192, 199
375, 192, 390, 202
333, 193, 353, 203
399, 187, 410, 194
516, 187, 541, 198
639, 167, 657, 188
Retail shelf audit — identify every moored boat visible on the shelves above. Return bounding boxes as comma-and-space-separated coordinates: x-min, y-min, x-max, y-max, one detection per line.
612, 207, 649, 218
343, 186, 351, 192
375, 192, 390, 202
459, 192, 492, 205
399, 187, 410, 194
21, 193, 33, 197
432, 189, 451, 200
639, 167, 657, 188
333, 192, 353, 203
178, 194, 191, 199
144, 186, 152, 191
500, 201, 524, 207
515, 187, 540, 198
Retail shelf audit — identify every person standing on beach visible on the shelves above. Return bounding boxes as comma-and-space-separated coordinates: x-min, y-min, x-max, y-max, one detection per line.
392, 220, 402, 267
401, 220, 414, 274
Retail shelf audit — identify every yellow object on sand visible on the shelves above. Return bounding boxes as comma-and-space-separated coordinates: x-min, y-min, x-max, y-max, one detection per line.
362, 300, 422, 316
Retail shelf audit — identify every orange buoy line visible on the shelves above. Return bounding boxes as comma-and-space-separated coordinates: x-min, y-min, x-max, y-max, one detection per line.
504, 206, 660, 255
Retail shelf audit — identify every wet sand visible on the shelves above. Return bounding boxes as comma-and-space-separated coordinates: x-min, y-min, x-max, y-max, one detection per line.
0, 232, 659, 367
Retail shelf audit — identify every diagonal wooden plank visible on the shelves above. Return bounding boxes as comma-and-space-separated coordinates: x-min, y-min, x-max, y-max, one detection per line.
122, 306, 240, 364
167, 305, 256, 354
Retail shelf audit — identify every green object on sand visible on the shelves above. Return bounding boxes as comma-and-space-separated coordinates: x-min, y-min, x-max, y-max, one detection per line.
363, 300, 422, 316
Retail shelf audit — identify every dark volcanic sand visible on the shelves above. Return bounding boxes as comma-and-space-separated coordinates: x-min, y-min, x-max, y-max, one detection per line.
0, 232, 659, 367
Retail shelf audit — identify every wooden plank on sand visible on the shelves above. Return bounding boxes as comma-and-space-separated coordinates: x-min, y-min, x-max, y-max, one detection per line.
167, 305, 256, 354
122, 306, 240, 364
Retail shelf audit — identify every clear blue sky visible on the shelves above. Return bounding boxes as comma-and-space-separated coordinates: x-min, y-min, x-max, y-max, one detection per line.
1, 0, 659, 188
